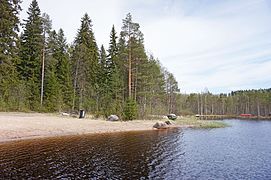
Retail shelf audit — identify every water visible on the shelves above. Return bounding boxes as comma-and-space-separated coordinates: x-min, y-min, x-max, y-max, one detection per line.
1, 119, 271, 179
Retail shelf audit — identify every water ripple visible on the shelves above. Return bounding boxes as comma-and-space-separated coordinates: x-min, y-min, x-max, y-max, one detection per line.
1, 120, 271, 179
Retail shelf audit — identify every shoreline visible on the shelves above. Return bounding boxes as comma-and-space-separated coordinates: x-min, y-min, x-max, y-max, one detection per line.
0, 112, 183, 144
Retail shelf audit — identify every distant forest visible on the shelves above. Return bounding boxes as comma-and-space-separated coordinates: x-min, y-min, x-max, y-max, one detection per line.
180, 89, 271, 117
1, 0, 270, 119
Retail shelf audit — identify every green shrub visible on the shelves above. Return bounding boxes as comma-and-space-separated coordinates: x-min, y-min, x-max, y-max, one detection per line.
123, 99, 137, 120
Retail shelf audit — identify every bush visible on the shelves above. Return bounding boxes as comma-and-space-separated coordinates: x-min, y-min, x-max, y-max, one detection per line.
123, 99, 138, 120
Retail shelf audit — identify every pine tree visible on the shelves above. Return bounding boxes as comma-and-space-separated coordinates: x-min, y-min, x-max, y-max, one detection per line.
119, 13, 148, 119
120, 13, 134, 99
72, 13, 99, 112
137, 56, 166, 118
40, 13, 52, 106
0, 0, 22, 110
164, 70, 179, 114
18, 0, 43, 110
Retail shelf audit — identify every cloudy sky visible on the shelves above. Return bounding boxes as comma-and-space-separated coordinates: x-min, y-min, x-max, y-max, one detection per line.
20, 0, 271, 94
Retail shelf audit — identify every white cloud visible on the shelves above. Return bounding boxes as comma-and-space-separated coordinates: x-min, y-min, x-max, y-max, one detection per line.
139, 0, 271, 93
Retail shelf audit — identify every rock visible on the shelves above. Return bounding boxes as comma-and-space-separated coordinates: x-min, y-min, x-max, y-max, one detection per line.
62, 112, 70, 116
153, 121, 168, 129
165, 120, 172, 125
107, 115, 119, 121
167, 113, 177, 120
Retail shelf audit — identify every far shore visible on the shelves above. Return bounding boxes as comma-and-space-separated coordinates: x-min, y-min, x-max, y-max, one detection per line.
0, 112, 186, 144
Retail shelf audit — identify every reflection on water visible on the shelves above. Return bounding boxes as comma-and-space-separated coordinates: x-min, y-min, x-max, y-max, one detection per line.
1, 120, 271, 179
0, 129, 183, 179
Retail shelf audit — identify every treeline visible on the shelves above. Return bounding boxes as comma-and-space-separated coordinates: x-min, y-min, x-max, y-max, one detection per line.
0, 0, 180, 119
181, 89, 271, 116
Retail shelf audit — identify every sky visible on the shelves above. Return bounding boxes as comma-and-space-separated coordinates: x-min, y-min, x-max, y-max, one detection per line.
20, 0, 271, 94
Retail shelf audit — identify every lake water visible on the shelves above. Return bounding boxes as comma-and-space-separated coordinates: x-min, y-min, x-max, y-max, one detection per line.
1, 119, 271, 179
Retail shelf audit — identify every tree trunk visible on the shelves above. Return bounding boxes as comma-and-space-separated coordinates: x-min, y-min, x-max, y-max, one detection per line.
257, 100, 261, 116
40, 31, 45, 106
197, 94, 200, 114
128, 27, 132, 99
72, 59, 79, 111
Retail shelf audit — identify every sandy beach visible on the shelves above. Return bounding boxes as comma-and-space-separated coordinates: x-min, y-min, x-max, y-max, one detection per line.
0, 112, 176, 143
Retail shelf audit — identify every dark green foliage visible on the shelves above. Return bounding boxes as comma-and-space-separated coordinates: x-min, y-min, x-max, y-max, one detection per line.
43, 30, 60, 111
137, 56, 166, 118
0, 0, 21, 55
71, 13, 99, 112
18, 0, 43, 110
96, 26, 123, 117
41, 28, 73, 112
55, 29, 73, 110
0, 0, 25, 111
124, 98, 138, 120
44, 57, 61, 111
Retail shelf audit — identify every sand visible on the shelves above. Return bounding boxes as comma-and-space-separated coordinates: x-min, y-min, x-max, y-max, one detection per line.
0, 112, 174, 143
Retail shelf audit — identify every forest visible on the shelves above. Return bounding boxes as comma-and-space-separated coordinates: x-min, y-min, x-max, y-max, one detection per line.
180, 89, 271, 117
0, 0, 270, 119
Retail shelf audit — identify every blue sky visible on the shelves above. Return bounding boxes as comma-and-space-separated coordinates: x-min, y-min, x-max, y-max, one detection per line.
20, 0, 271, 93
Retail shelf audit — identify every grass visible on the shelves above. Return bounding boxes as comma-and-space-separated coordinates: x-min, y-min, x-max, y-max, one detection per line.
175, 116, 229, 129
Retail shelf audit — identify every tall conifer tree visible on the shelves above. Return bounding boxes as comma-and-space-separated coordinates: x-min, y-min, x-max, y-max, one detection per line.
55, 29, 73, 110
19, 0, 43, 110
0, 0, 21, 110
72, 13, 99, 112
108, 25, 124, 115
44, 30, 60, 111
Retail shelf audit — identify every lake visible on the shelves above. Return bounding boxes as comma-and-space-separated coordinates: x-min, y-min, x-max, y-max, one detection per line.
1, 119, 271, 179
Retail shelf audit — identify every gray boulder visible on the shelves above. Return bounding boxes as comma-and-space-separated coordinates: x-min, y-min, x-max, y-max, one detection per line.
153, 121, 168, 129
167, 113, 177, 120
165, 120, 172, 125
107, 115, 119, 121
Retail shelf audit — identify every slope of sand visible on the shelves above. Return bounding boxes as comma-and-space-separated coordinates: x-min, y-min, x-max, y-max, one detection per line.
0, 112, 174, 143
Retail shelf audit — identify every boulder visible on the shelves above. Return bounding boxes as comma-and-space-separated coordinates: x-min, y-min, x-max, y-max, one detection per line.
165, 120, 173, 125
153, 121, 168, 129
167, 113, 177, 120
62, 112, 70, 116
107, 115, 119, 121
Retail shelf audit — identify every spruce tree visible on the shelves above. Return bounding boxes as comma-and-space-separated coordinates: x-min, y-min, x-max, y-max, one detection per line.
97, 45, 108, 115
0, 0, 22, 110
44, 30, 61, 111
72, 13, 99, 112
18, 0, 43, 110
107, 25, 124, 116
55, 29, 73, 110
43, 28, 72, 112
98, 45, 108, 92
0, 0, 21, 56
